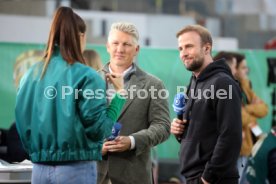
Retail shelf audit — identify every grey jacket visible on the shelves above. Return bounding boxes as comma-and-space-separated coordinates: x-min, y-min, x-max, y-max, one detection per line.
98, 64, 170, 184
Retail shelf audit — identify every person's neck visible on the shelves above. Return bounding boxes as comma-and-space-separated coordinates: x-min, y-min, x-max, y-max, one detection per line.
193, 55, 213, 78
109, 63, 132, 74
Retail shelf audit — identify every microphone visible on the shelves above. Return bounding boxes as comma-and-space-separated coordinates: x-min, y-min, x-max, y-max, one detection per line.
107, 122, 122, 141
172, 93, 188, 140
172, 93, 186, 120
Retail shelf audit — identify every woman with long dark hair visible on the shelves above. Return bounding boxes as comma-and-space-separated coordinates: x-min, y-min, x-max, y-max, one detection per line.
15, 7, 125, 184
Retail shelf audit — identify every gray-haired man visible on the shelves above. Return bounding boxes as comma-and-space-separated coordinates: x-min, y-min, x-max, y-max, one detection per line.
97, 22, 170, 184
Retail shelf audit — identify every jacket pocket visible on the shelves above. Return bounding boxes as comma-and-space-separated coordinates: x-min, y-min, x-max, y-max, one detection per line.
199, 137, 217, 162
179, 140, 201, 173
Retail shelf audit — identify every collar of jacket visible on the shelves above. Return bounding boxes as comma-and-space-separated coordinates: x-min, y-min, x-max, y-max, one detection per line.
196, 58, 234, 82
101, 62, 147, 82
102, 62, 148, 119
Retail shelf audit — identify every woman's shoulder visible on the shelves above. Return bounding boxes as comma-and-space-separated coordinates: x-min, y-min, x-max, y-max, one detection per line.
72, 62, 99, 76
70, 62, 104, 86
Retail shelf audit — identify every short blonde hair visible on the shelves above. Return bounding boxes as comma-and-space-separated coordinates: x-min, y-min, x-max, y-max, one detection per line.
176, 24, 212, 47
108, 22, 139, 45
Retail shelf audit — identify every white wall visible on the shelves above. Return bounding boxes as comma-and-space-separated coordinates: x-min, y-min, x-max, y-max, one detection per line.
147, 15, 195, 48
0, 15, 51, 44
213, 37, 238, 51
77, 10, 192, 48
216, 0, 276, 15
76, 10, 148, 45
206, 18, 221, 37
0, 11, 224, 49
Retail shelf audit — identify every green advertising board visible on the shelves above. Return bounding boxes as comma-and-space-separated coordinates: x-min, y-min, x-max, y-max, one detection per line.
1, 42, 275, 159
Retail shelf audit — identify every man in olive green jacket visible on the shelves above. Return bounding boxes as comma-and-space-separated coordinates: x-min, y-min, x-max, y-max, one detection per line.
97, 22, 170, 184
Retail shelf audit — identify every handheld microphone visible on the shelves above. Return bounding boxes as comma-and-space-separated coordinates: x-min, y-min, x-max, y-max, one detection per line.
172, 93, 188, 140
172, 93, 186, 120
107, 122, 122, 141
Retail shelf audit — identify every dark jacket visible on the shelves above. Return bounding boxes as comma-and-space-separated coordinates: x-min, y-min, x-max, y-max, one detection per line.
180, 59, 242, 183
268, 148, 276, 184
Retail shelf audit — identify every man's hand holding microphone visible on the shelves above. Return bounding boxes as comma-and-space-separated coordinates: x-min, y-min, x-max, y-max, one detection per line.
102, 122, 132, 156
170, 93, 187, 140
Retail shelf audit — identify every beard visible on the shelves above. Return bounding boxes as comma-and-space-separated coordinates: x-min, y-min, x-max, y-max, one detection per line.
185, 55, 204, 72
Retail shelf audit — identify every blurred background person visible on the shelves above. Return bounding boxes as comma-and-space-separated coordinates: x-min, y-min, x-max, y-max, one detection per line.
213, 51, 237, 77
246, 126, 276, 184
233, 52, 268, 184
15, 7, 125, 184
83, 49, 103, 71
214, 51, 269, 183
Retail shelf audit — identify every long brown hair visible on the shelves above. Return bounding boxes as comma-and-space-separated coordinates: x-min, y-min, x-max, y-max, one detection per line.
41, 6, 86, 78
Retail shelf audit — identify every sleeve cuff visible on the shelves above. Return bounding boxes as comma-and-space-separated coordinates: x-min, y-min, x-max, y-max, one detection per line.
116, 91, 127, 99
202, 169, 218, 184
129, 136, 135, 150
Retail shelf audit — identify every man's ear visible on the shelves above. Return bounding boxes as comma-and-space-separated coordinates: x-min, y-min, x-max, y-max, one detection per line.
135, 45, 140, 56
204, 44, 211, 54
106, 42, 110, 53
136, 45, 140, 52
